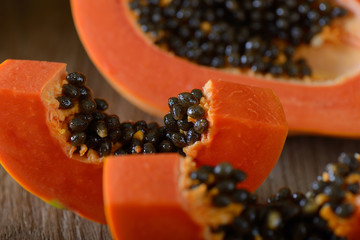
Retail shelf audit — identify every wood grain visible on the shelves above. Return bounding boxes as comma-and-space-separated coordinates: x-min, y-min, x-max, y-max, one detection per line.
0, 0, 359, 239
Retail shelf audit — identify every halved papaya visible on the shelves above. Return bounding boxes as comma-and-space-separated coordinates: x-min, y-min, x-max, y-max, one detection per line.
0, 59, 287, 223
71, 0, 360, 137
104, 152, 360, 240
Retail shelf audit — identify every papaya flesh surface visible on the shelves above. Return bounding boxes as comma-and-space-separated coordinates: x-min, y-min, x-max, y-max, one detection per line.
0, 59, 105, 224
186, 80, 288, 191
71, 0, 360, 137
104, 153, 203, 240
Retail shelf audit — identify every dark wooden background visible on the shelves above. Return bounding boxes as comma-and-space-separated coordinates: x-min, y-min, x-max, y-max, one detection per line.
0, 0, 359, 239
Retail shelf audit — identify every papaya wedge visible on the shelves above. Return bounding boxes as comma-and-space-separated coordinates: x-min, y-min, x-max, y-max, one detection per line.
0, 59, 105, 223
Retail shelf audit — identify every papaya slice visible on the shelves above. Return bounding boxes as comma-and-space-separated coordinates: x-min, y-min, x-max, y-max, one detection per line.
185, 80, 288, 190
0, 59, 105, 223
104, 152, 360, 240
104, 154, 203, 240
71, 0, 360, 137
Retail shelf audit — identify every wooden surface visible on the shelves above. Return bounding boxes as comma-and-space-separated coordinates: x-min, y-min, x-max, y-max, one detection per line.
0, 0, 359, 239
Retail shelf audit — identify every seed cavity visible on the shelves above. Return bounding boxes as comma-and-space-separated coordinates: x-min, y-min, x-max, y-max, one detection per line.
129, 0, 348, 79
57, 73, 209, 157
188, 153, 360, 239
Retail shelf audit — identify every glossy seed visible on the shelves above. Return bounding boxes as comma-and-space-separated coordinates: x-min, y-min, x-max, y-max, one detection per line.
69, 115, 89, 132
78, 86, 92, 98
98, 139, 112, 157
134, 120, 148, 132
108, 129, 122, 142
95, 98, 109, 111
82, 113, 93, 122
177, 119, 193, 131
70, 132, 86, 146
187, 105, 205, 119
143, 142, 156, 153
95, 121, 108, 138
168, 97, 179, 109
191, 89, 203, 100
159, 140, 176, 152
171, 104, 186, 120
121, 128, 135, 144
186, 128, 201, 145
178, 92, 199, 107
214, 162, 233, 178
171, 132, 187, 148
66, 72, 86, 86
57, 96, 73, 109
144, 128, 160, 145
91, 110, 104, 121
79, 98, 96, 113
62, 84, 79, 98
85, 133, 101, 149
164, 113, 179, 131
106, 115, 121, 130
193, 119, 209, 134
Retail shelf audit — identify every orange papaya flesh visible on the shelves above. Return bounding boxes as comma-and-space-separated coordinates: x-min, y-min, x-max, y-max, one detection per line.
0, 59, 105, 223
104, 154, 203, 240
0, 59, 287, 223
71, 0, 360, 137
185, 80, 288, 191
104, 152, 360, 240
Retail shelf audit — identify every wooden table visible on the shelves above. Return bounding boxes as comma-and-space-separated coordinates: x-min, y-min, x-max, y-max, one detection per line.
0, 1, 359, 239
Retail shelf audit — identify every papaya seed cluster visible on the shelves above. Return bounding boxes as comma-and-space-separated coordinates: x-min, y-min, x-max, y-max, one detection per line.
129, 0, 347, 79
165, 89, 209, 149
56, 72, 209, 157
189, 153, 360, 239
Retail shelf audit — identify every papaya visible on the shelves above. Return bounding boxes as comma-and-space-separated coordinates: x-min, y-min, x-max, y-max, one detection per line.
0, 59, 287, 223
71, 0, 360, 137
0, 59, 106, 223
104, 152, 360, 240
